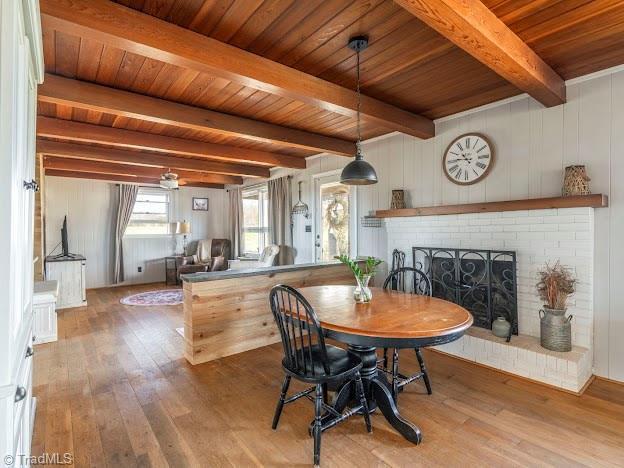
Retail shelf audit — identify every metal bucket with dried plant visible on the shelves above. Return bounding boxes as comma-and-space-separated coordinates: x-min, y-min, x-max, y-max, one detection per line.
536, 261, 576, 352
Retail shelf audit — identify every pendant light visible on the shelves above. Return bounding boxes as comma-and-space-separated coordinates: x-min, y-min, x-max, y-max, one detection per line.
340, 36, 378, 185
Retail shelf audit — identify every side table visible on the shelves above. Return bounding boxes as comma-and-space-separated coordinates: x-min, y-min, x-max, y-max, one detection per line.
165, 255, 185, 286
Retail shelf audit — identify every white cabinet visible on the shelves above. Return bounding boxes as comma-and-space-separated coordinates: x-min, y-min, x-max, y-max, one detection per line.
10, 332, 34, 468
0, 0, 44, 465
33, 281, 59, 344
45, 257, 87, 309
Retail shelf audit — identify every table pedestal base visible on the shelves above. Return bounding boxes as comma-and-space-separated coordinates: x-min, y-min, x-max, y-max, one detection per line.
323, 345, 422, 444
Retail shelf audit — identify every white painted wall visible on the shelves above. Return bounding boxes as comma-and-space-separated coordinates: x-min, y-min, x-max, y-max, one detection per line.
262, 66, 624, 382
44, 177, 229, 288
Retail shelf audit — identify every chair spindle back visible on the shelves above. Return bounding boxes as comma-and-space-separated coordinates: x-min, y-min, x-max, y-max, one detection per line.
269, 285, 331, 376
383, 267, 432, 296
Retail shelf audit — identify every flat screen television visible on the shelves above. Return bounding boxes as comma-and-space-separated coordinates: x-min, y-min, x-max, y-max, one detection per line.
48, 215, 79, 260
61, 215, 69, 256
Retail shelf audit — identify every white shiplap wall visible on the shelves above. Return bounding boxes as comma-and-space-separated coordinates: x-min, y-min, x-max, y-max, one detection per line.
44, 177, 229, 287
44, 177, 116, 287
265, 67, 624, 382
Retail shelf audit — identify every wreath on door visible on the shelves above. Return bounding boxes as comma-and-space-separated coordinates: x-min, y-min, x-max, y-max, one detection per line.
325, 196, 348, 229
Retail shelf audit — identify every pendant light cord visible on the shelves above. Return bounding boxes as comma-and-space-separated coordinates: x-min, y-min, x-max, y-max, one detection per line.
356, 47, 362, 158
340, 36, 377, 184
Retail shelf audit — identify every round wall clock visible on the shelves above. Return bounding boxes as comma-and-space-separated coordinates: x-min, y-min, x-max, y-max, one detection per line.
443, 133, 494, 185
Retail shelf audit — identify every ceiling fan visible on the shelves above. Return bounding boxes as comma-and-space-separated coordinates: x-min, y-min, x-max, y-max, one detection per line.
159, 170, 179, 190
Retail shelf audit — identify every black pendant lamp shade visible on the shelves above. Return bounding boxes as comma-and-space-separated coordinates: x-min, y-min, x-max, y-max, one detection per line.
341, 36, 378, 186
341, 142, 378, 185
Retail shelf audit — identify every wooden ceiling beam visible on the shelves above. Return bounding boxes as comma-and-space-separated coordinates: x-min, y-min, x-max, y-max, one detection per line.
40, 0, 435, 138
37, 117, 307, 169
394, 0, 565, 107
44, 169, 224, 188
37, 139, 270, 178
43, 156, 243, 185
38, 74, 355, 156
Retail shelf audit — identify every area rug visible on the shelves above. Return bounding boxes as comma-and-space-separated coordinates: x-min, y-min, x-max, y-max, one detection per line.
120, 289, 183, 306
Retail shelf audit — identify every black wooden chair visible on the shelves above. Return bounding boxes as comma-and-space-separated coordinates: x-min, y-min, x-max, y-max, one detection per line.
382, 267, 433, 399
269, 285, 372, 467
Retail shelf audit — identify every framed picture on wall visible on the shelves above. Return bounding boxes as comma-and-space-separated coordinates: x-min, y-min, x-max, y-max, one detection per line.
192, 197, 209, 211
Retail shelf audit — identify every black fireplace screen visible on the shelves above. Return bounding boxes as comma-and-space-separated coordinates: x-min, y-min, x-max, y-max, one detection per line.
411, 247, 518, 340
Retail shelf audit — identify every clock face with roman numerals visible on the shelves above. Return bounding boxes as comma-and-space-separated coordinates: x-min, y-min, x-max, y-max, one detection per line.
443, 133, 494, 185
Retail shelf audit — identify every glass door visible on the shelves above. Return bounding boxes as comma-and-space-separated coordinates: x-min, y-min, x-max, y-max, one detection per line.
314, 174, 356, 262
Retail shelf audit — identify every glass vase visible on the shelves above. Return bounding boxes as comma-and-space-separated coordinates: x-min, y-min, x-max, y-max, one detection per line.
354, 275, 372, 303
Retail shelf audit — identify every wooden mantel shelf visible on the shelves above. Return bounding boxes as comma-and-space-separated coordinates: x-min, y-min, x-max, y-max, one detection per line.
375, 194, 608, 218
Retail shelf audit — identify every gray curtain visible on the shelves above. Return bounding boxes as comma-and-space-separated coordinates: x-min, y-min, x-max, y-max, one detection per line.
268, 176, 293, 263
228, 188, 243, 259
113, 184, 138, 284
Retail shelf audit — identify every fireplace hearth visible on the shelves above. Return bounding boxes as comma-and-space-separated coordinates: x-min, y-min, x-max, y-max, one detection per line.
412, 247, 518, 341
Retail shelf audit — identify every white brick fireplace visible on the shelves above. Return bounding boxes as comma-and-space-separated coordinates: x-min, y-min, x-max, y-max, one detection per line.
385, 207, 595, 392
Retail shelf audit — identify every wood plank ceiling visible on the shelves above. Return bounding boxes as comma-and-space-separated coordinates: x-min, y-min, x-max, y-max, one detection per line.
38, 0, 624, 187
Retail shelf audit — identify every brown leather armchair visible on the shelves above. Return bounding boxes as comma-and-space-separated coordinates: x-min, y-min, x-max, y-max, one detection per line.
177, 239, 231, 280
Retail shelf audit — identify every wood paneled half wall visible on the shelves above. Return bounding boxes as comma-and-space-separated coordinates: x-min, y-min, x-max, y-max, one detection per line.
182, 262, 357, 365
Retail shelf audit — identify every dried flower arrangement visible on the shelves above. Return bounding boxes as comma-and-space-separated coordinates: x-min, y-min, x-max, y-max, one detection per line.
536, 261, 576, 310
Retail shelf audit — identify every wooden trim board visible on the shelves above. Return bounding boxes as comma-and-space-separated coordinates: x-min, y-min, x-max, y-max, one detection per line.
375, 194, 608, 218
43, 156, 242, 185
37, 116, 307, 169
38, 139, 270, 178
45, 169, 224, 188
593, 375, 624, 387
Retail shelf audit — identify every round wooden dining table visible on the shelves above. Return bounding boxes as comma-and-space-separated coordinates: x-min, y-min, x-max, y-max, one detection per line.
298, 284, 473, 444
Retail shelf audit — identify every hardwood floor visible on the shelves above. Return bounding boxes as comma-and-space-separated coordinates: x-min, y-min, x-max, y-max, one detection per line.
32, 284, 624, 467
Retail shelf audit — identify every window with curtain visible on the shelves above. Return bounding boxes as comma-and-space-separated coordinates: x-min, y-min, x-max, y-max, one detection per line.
242, 185, 269, 256
125, 188, 171, 236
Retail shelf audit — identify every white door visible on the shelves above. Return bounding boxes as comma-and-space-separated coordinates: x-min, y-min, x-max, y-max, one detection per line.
0, 0, 44, 463
314, 173, 357, 262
